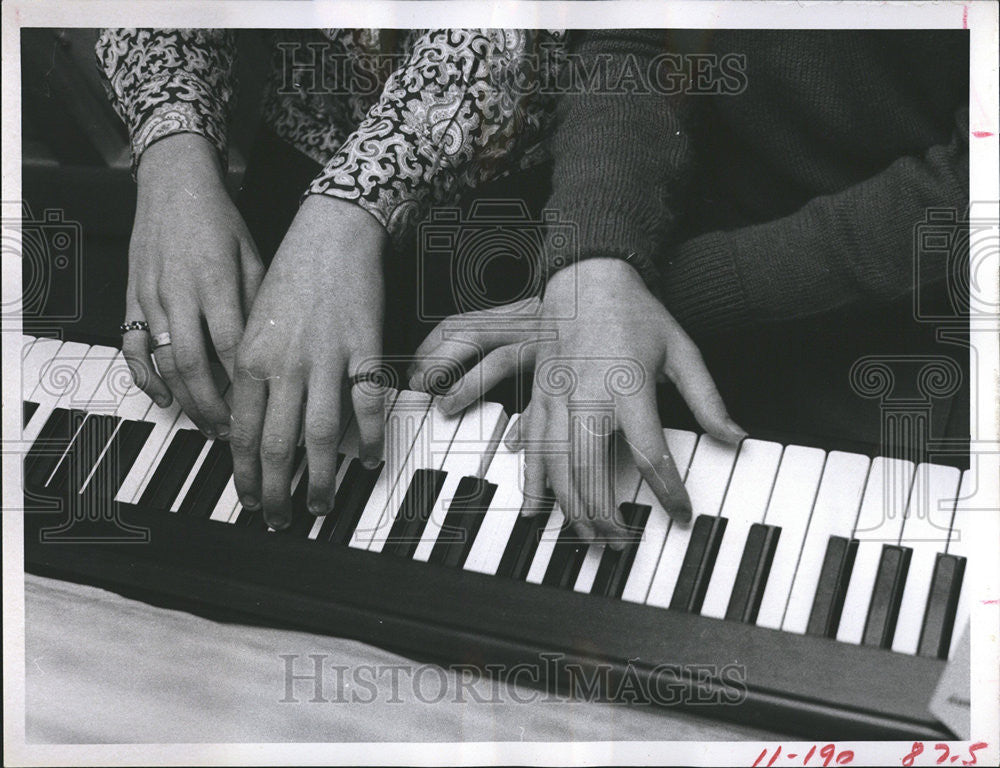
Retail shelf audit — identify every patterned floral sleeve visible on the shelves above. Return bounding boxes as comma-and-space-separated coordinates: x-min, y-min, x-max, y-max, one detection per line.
95, 28, 238, 172
305, 28, 566, 243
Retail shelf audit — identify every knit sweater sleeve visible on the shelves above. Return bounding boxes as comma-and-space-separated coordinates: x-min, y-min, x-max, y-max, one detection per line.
661, 106, 970, 339
543, 30, 695, 287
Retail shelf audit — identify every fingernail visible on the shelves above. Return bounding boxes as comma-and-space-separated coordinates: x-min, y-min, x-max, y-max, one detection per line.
408, 375, 423, 391
609, 539, 628, 552
361, 456, 381, 471
726, 418, 749, 440
437, 399, 456, 416
308, 501, 328, 516
268, 513, 290, 530
671, 505, 693, 524
155, 395, 170, 407
203, 428, 216, 439
215, 425, 230, 439
241, 495, 259, 510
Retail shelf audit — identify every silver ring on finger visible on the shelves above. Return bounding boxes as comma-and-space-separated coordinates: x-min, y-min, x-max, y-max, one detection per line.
150, 332, 173, 352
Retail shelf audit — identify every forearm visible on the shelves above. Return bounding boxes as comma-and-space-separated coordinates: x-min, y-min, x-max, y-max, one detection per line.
659, 108, 970, 338
303, 28, 566, 246
544, 29, 697, 288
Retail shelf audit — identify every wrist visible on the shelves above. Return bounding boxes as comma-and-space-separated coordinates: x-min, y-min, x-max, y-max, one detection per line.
137, 133, 225, 189
298, 195, 389, 254
547, 256, 644, 297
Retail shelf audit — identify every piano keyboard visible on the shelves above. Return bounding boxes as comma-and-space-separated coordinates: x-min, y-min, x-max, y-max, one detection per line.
19, 336, 971, 739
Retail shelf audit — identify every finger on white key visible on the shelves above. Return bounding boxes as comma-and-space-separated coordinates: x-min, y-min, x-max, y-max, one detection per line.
626, 429, 698, 606
462, 414, 522, 574
574, 432, 645, 592
350, 390, 432, 550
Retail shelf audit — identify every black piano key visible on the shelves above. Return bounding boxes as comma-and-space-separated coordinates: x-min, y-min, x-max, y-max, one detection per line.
320, 459, 383, 545
85, 419, 155, 500
670, 514, 728, 613
495, 512, 550, 580
24, 408, 77, 489
23, 400, 39, 427
917, 553, 966, 659
136, 429, 207, 510
260, 447, 309, 533
806, 536, 858, 638
726, 523, 781, 623
48, 414, 119, 496
234, 505, 266, 529
428, 476, 498, 568
542, 522, 591, 589
591, 503, 651, 599
862, 545, 912, 649
385, 469, 448, 558
278, 467, 322, 537
177, 439, 234, 518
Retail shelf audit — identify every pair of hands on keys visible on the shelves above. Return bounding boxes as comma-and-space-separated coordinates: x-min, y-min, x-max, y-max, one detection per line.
124, 134, 745, 537
409, 258, 747, 543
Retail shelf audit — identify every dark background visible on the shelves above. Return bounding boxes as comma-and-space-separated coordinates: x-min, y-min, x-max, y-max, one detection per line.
19, 28, 970, 465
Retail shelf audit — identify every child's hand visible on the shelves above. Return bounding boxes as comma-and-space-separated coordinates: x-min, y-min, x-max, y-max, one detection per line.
411, 258, 746, 542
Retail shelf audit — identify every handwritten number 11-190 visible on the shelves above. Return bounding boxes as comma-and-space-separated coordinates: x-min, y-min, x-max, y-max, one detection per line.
752, 744, 854, 766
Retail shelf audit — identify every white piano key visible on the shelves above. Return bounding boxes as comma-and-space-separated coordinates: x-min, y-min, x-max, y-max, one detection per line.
525, 504, 566, 584
573, 432, 646, 593
946, 469, 974, 658
755, 445, 828, 630
413, 401, 507, 562
169, 438, 217, 513
836, 457, 915, 644
782, 451, 871, 634
891, 462, 961, 654
701, 439, 784, 619
630, 429, 700, 607
605, 433, 736, 600
22, 341, 91, 443
21, 337, 62, 401
37, 346, 121, 486
367, 396, 462, 553
350, 390, 432, 550
115, 365, 228, 504
211, 477, 242, 523
305, 416, 362, 538
683, 435, 741, 518
59, 345, 126, 413
463, 415, 522, 575
114, 409, 182, 503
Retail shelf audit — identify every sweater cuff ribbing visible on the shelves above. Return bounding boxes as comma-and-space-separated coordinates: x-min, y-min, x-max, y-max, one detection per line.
659, 233, 750, 339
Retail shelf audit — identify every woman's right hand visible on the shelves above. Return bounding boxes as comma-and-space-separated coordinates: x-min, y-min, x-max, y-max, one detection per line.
123, 133, 264, 438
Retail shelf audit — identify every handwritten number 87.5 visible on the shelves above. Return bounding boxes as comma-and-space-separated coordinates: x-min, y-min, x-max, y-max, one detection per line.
901, 741, 988, 766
